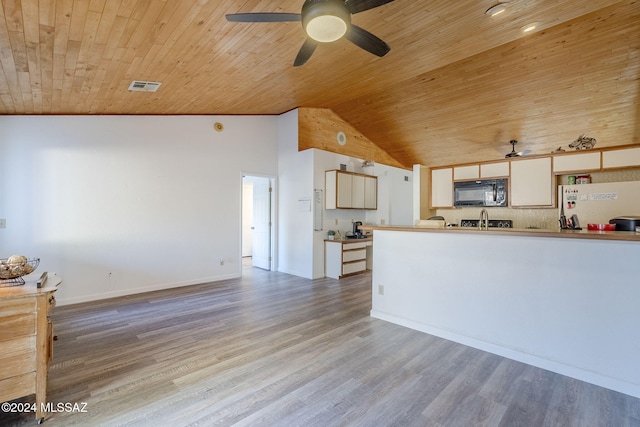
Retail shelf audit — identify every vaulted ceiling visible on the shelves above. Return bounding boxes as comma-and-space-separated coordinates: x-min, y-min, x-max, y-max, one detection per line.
1, 0, 638, 168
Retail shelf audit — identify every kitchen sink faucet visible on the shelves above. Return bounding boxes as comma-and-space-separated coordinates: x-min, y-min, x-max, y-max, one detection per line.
479, 209, 489, 230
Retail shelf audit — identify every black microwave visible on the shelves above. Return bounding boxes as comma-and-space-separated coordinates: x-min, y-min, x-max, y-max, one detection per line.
453, 178, 508, 207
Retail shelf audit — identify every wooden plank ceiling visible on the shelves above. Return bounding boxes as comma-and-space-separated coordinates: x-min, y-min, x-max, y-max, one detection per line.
1, 0, 638, 168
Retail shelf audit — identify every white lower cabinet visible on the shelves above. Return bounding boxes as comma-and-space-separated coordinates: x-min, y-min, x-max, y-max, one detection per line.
325, 240, 371, 279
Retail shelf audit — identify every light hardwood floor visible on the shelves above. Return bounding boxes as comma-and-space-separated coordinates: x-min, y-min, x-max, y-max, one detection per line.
2, 263, 639, 426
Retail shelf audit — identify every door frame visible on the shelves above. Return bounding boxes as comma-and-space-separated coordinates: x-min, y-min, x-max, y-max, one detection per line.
240, 172, 277, 273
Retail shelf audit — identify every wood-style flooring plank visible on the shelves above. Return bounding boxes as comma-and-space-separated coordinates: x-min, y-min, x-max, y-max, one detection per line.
2, 263, 639, 426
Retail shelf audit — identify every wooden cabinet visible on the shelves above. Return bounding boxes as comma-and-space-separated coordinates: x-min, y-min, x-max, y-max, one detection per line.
510, 157, 554, 207
325, 240, 371, 279
1, 275, 61, 423
553, 151, 601, 173
602, 147, 640, 169
430, 168, 453, 208
325, 170, 377, 210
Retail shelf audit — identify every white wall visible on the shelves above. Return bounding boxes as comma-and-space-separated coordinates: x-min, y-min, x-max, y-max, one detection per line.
277, 109, 315, 279
365, 164, 413, 227
0, 115, 278, 305
0, 112, 412, 300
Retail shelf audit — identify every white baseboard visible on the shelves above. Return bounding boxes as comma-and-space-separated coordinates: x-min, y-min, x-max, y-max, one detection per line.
57, 273, 240, 306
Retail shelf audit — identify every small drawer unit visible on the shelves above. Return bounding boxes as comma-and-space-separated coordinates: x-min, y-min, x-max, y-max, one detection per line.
325, 239, 371, 279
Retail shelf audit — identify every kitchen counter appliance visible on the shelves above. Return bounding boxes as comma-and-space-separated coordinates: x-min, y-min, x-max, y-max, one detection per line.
346, 221, 366, 239
609, 216, 640, 231
454, 178, 507, 207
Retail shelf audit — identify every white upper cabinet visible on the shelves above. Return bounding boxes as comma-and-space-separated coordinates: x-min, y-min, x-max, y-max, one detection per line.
602, 147, 640, 169
364, 176, 377, 209
453, 165, 479, 180
431, 168, 453, 208
351, 174, 365, 209
480, 161, 510, 178
553, 151, 601, 173
336, 171, 353, 208
510, 157, 553, 207
325, 170, 377, 210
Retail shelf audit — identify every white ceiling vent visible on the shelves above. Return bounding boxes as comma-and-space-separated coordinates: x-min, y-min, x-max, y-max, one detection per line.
128, 80, 162, 92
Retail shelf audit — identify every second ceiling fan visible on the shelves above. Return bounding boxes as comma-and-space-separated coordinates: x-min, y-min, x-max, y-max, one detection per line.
226, 0, 395, 66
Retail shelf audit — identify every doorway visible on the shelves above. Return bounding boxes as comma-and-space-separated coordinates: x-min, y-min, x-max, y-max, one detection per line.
242, 175, 274, 271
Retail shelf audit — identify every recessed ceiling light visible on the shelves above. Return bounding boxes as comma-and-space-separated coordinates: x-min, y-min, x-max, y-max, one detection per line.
485, 3, 507, 17
521, 22, 539, 33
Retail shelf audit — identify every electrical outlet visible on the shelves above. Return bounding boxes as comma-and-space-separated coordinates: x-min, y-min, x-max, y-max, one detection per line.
335, 218, 339, 225
0, 219, 5, 229
378, 285, 384, 295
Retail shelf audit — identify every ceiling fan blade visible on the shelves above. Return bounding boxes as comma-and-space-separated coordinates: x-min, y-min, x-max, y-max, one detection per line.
294, 38, 318, 67
505, 149, 531, 158
345, 25, 390, 57
346, 0, 395, 14
225, 13, 301, 23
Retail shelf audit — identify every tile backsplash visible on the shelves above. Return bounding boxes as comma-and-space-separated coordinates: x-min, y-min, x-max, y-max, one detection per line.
437, 206, 558, 230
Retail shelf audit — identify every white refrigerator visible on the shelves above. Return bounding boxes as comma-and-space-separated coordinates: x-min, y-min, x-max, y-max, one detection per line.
559, 181, 640, 227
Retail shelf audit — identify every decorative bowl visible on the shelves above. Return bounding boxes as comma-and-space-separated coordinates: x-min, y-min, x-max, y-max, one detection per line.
587, 223, 616, 231
0, 257, 40, 286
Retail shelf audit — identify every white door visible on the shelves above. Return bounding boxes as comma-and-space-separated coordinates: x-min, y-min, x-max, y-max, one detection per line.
250, 176, 272, 270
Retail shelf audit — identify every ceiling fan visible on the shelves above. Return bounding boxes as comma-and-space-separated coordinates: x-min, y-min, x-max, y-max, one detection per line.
225, 0, 395, 67
505, 140, 531, 158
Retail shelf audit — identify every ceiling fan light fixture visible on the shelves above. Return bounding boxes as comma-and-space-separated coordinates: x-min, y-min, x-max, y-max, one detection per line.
306, 15, 348, 42
302, 0, 351, 43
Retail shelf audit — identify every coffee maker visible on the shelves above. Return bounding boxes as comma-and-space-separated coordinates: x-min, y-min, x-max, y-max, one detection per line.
352, 221, 363, 238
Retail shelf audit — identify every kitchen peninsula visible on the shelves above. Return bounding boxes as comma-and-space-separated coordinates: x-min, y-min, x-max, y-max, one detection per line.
362, 225, 640, 399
